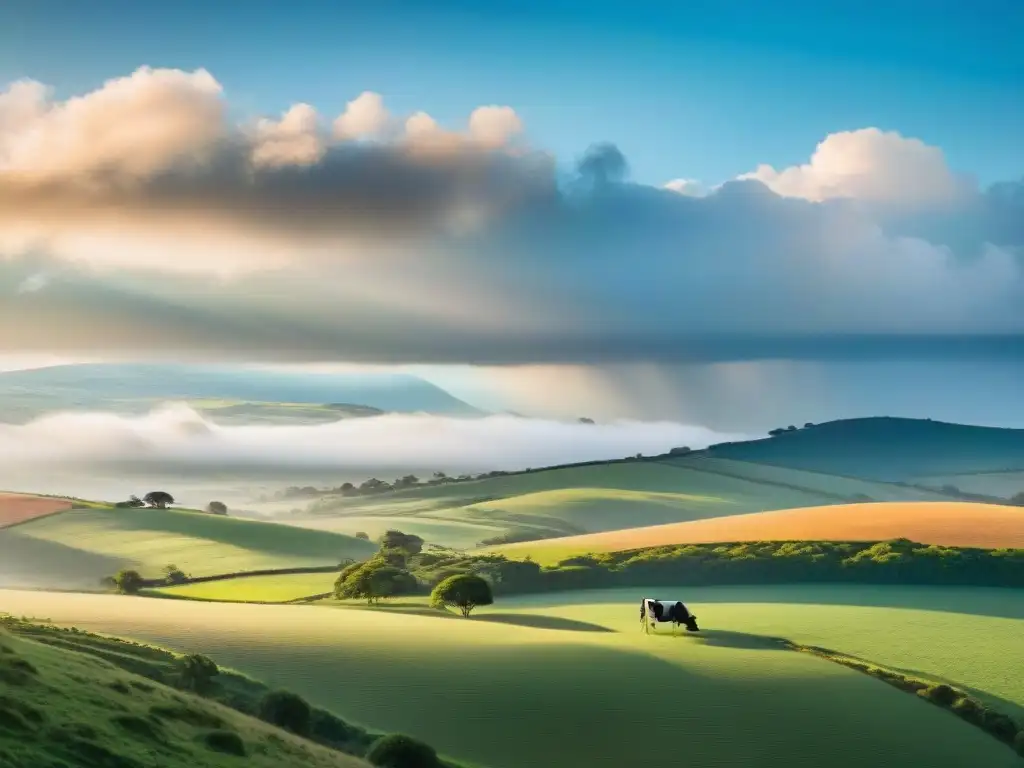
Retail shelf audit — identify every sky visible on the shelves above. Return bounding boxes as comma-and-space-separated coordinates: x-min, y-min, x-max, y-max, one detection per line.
0, 0, 1023, 429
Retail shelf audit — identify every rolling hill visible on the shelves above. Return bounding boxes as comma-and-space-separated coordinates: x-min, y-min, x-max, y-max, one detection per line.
1, 587, 1020, 768
0, 363, 483, 422
491, 501, 1024, 564
0, 503, 375, 589
293, 457, 955, 550
702, 417, 1024, 483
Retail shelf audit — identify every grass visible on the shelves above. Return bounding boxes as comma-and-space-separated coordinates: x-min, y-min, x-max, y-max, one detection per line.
8, 506, 376, 584
153, 572, 338, 602
492, 501, 1024, 563
0, 626, 371, 768
302, 460, 952, 550
913, 471, 1024, 499
2, 585, 1020, 768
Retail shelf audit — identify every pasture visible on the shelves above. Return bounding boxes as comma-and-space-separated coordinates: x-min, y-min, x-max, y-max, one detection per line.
493, 501, 1024, 563
0, 492, 73, 527
155, 572, 337, 602
9, 506, 375, 582
912, 471, 1024, 500
1, 585, 1021, 768
299, 460, 950, 550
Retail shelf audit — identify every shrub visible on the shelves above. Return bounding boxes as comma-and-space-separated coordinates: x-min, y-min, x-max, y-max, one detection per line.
205, 501, 228, 515
429, 574, 493, 617
355, 531, 370, 540
336, 560, 418, 604
1014, 729, 1024, 756
920, 684, 958, 707
113, 569, 145, 595
366, 733, 441, 768
201, 729, 246, 756
950, 696, 984, 725
979, 708, 1019, 742
259, 690, 311, 735
163, 564, 188, 585
177, 654, 219, 694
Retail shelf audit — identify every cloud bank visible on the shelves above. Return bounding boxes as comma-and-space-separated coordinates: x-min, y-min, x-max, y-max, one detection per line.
1, 67, 1022, 366
0, 404, 743, 477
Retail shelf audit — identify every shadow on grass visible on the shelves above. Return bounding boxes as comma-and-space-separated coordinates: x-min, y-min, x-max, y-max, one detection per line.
676, 629, 790, 651
336, 603, 614, 632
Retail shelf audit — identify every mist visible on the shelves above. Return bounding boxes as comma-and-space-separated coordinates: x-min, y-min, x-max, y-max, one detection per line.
0, 404, 750, 505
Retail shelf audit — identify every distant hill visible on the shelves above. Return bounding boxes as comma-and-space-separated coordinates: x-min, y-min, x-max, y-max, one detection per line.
702, 417, 1024, 483
0, 363, 483, 421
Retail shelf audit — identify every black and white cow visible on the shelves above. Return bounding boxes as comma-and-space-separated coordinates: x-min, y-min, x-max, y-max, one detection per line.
640, 598, 700, 634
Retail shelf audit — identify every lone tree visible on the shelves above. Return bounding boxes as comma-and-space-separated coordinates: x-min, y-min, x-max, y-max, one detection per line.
163, 564, 188, 584
430, 573, 493, 617
143, 491, 175, 509
205, 500, 228, 515
177, 653, 219, 694
366, 733, 441, 768
113, 569, 144, 595
335, 560, 418, 605
354, 531, 370, 540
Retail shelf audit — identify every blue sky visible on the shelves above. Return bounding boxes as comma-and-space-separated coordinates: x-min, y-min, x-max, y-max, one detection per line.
2, 0, 1022, 188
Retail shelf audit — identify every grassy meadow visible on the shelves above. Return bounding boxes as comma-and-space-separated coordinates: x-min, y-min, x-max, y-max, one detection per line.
492, 501, 1024, 563
298, 459, 954, 550
6, 506, 375, 584
1, 585, 1021, 768
155, 572, 338, 602
0, 625, 371, 768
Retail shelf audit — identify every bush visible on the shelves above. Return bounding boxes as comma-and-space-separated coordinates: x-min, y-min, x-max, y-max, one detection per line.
335, 560, 418, 604
366, 733, 440, 768
163, 564, 188, 585
355, 531, 370, 540
1014, 729, 1024, 756
951, 696, 984, 725
259, 690, 311, 735
201, 729, 246, 756
205, 501, 228, 515
113, 569, 144, 595
920, 684, 958, 707
980, 708, 1019, 742
177, 654, 219, 694
429, 574, 493, 617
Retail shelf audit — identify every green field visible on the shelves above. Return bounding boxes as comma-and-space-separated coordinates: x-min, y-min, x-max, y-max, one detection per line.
300, 460, 950, 550
912, 471, 1024, 499
155, 572, 338, 602
7, 506, 375, 584
0, 625, 369, 768
2, 585, 1020, 768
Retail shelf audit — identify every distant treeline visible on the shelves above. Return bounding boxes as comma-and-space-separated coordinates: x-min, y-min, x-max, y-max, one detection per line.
406, 539, 1024, 594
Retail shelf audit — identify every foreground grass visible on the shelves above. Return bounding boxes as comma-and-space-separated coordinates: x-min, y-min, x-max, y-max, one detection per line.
1, 586, 1019, 768
9, 506, 376, 582
0, 626, 370, 768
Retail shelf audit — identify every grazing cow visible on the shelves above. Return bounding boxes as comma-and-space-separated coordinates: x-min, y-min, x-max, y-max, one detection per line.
640, 598, 700, 634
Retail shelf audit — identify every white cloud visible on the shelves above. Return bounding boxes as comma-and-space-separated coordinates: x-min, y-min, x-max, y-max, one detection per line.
251, 103, 324, 168
467, 105, 523, 148
332, 91, 389, 140
738, 128, 967, 206
663, 178, 705, 196
16, 272, 49, 294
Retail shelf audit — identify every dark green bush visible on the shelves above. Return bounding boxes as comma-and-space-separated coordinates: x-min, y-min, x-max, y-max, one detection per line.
920, 684, 958, 707
979, 708, 1018, 742
950, 696, 984, 725
366, 733, 441, 768
1014, 729, 1024, 756
259, 690, 311, 735
201, 729, 246, 756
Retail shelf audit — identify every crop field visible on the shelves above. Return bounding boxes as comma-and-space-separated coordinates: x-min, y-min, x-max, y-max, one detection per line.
288, 514, 506, 551
0, 493, 73, 527
10, 506, 375, 582
301, 461, 953, 550
155, 571, 338, 602
493, 501, 1024, 563
1, 586, 1020, 768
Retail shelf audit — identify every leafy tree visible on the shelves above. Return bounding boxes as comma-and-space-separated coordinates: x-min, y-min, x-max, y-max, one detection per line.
177, 653, 219, 693
259, 690, 311, 735
113, 569, 144, 595
206, 500, 228, 515
354, 531, 370, 540
430, 573, 493, 617
143, 490, 175, 509
163, 564, 188, 584
339, 482, 357, 495
379, 530, 424, 557
366, 734, 440, 768
336, 560, 417, 604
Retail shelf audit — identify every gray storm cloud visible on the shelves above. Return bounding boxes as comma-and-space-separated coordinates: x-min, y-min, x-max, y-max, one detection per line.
0, 404, 747, 476
1, 67, 1023, 366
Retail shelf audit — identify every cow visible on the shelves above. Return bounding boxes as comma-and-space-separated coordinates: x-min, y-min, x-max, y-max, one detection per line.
640, 598, 700, 634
